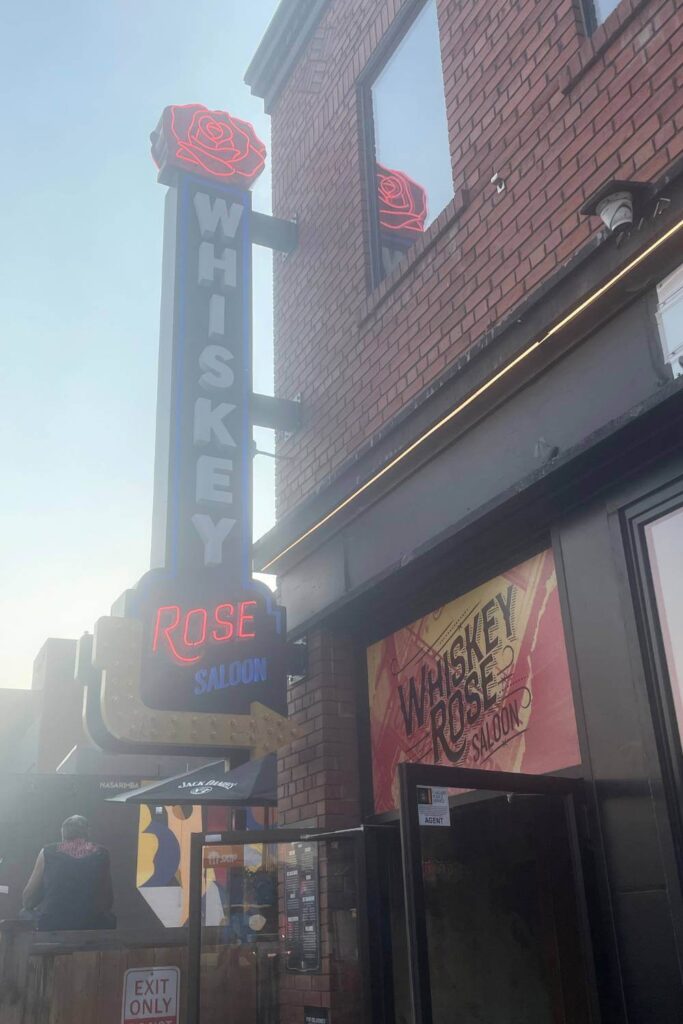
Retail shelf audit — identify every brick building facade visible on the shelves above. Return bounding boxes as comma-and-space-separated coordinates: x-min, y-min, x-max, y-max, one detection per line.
247, 1, 683, 1021
259, 0, 682, 514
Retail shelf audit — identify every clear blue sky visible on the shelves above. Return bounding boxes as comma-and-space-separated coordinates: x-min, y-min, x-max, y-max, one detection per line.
0, 0, 279, 687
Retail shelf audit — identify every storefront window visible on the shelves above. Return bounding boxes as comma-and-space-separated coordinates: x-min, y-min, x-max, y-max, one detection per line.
197, 834, 362, 1024
368, 0, 453, 281
645, 504, 683, 745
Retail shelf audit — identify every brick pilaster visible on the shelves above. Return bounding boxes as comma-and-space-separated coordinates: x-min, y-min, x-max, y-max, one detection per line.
278, 627, 360, 829
276, 627, 362, 1024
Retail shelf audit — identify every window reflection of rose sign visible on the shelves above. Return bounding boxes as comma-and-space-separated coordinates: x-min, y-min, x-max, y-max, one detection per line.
376, 162, 427, 276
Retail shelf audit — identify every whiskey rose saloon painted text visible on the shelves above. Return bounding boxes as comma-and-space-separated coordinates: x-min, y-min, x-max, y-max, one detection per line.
367, 551, 581, 813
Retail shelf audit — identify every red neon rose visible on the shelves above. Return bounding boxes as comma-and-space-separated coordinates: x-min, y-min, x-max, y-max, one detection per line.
376, 163, 427, 234
151, 104, 266, 188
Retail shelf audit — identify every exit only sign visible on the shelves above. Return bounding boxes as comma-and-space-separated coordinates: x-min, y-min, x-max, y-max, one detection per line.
121, 967, 179, 1024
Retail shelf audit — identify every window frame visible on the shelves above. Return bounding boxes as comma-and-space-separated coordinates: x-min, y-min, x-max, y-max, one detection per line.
622, 475, 683, 882
357, 0, 451, 290
580, 0, 599, 35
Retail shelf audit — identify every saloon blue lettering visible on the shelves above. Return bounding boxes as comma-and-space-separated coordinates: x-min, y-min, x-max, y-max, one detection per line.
194, 657, 268, 695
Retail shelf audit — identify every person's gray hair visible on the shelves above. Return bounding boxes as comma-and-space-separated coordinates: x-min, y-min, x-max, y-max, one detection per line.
61, 815, 89, 841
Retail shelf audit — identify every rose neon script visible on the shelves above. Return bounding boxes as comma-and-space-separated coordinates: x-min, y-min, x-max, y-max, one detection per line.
152, 600, 257, 664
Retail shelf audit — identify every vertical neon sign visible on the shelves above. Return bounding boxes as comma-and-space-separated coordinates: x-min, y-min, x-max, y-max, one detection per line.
150, 105, 266, 579
84, 106, 299, 752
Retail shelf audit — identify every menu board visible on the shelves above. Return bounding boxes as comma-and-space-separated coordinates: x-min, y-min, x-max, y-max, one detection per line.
285, 842, 320, 972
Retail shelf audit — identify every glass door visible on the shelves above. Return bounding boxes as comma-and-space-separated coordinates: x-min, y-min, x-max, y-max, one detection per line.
399, 763, 600, 1024
187, 828, 365, 1024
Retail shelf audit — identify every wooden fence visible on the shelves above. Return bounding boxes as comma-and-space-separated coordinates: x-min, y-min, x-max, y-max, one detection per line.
0, 922, 188, 1024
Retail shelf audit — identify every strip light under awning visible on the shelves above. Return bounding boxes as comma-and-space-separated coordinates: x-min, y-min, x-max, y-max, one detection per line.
262, 217, 683, 573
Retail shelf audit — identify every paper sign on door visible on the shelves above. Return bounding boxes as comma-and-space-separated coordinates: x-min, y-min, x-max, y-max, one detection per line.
417, 786, 450, 826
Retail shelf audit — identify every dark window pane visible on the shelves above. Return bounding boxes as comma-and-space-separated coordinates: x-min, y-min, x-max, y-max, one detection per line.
420, 792, 592, 1023
370, 0, 453, 280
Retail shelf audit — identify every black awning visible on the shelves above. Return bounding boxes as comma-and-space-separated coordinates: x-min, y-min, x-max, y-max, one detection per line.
107, 753, 276, 806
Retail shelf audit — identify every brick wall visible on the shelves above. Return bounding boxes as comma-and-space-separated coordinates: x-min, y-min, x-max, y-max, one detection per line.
269, 0, 683, 517
276, 627, 362, 1024
277, 627, 360, 828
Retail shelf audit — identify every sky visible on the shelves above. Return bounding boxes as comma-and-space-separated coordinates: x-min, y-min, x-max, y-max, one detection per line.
0, 0, 280, 688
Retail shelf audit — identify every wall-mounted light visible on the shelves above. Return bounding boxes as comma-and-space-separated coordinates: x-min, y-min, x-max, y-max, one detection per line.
580, 179, 656, 233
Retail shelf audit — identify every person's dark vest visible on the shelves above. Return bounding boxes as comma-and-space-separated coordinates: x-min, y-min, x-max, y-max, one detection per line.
39, 839, 110, 931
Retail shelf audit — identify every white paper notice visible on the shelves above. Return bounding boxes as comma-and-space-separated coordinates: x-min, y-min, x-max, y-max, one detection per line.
417, 786, 450, 826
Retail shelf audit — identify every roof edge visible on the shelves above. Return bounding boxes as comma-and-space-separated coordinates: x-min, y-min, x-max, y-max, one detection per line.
245, 0, 331, 113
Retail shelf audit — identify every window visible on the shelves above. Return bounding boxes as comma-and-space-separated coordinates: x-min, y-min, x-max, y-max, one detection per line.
366, 0, 453, 282
656, 263, 683, 379
624, 481, 683, 892
583, 0, 621, 30
645, 505, 683, 745
592, 0, 621, 22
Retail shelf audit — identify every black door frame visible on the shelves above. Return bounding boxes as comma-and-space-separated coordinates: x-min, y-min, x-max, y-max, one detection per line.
398, 762, 601, 1024
187, 826, 371, 1024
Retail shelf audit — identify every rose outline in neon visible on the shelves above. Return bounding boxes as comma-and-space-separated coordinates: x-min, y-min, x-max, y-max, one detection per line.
376, 162, 428, 234
151, 104, 266, 188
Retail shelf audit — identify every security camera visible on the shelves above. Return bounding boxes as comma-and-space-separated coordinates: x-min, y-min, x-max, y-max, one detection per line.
580, 179, 655, 234
595, 191, 633, 231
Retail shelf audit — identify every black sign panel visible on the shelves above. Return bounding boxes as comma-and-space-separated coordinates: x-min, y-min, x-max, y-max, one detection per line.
151, 173, 252, 579
285, 842, 321, 973
124, 567, 287, 715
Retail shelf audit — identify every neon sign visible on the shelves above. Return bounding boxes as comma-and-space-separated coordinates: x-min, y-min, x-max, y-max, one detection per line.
141, 103, 289, 720
152, 600, 258, 664
151, 104, 266, 187
84, 104, 294, 755
127, 568, 288, 716
149, 143, 253, 574
376, 162, 428, 234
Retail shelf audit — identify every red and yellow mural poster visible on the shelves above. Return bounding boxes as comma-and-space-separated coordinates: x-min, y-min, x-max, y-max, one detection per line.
136, 804, 271, 927
366, 550, 581, 813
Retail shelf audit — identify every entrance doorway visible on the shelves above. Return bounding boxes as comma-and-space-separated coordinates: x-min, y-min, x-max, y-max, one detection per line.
398, 763, 600, 1024
186, 770, 600, 1024
187, 828, 365, 1024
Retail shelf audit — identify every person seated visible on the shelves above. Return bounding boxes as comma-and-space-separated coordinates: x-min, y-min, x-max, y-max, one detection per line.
22, 815, 116, 931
